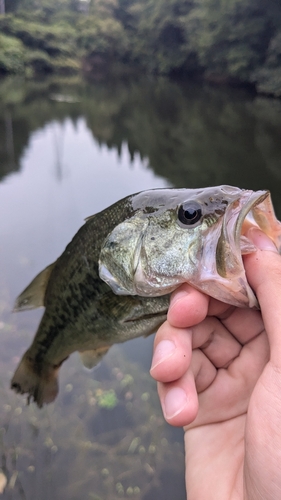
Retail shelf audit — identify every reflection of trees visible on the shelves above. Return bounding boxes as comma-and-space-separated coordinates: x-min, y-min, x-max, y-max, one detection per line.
0, 113, 27, 179
82, 78, 281, 214
0, 77, 81, 181
0, 78, 29, 179
251, 98, 281, 182
1, 76, 281, 214
51, 121, 67, 182
4, 111, 14, 164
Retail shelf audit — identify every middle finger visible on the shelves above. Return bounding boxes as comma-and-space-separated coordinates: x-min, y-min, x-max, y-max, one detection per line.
192, 317, 242, 368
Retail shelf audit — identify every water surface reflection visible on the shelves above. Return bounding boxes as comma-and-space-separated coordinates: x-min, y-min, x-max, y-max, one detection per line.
0, 75, 281, 499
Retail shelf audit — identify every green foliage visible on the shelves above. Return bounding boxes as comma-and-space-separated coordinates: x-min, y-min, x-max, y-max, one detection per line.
0, 15, 79, 75
1, 17, 76, 56
185, 0, 271, 80
89, 0, 119, 19
1, 0, 281, 95
76, 15, 128, 59
24, 49, 53, 73
127, 0, 195, 73
24, 48, 79, 75
0, 33, 25, 74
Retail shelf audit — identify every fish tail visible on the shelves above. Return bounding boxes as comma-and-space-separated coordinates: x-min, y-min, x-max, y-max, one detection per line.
11, 352, 59, 408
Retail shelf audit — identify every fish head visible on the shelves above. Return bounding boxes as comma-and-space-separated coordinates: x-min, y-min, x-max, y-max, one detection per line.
99, 186, 281, 308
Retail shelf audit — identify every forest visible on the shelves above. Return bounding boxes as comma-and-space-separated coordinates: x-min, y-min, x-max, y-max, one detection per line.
0, 0, 281, 96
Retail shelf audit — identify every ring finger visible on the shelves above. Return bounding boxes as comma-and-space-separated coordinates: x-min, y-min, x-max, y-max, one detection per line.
192, 317, 242, 368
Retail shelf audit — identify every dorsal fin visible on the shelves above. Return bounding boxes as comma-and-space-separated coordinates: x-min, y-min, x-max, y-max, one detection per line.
13, 262, 56, 312
84, 214, 96, 222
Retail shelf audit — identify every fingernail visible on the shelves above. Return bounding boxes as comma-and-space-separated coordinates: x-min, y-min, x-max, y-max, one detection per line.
150, 340, 176, 371
247, 227, 278, 253
163, 387, 188, 419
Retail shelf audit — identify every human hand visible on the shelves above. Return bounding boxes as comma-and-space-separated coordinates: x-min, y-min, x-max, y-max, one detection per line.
150, 228, 281, 500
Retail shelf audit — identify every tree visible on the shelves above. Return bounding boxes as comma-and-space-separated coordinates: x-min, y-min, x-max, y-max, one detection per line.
0, 0, 5, 15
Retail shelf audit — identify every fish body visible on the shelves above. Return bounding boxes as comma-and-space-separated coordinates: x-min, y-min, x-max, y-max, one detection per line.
11, 186, 281, 406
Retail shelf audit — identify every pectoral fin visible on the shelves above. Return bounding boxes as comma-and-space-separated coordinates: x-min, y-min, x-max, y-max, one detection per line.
79, 346, 110, 369
13, 262, 56, 312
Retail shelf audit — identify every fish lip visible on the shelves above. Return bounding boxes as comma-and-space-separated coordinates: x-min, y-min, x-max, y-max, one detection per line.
215, 189, 270, 307
234, 190, 270, 248
221, 189, 270, 262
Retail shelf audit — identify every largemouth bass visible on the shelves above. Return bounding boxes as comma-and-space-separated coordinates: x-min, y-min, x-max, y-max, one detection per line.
11, 186, 281, 406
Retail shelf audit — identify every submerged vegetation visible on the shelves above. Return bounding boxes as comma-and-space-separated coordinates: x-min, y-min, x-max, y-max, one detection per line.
0, 321, 185, 499
0, 0, 281, 96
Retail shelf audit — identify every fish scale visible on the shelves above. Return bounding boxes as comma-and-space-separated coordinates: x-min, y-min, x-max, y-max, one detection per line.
11, 186, 281, 407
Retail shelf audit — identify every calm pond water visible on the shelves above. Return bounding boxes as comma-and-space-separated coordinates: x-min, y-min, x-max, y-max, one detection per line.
0, 75, 281, 499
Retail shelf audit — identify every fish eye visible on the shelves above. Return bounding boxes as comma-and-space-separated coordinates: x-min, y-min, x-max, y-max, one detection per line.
177, 202, 202, 227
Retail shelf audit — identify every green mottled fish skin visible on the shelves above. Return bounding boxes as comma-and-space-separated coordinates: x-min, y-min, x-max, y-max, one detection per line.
16, 191, 175, 374
10, 186, 248, 386
13, 186, 279, 406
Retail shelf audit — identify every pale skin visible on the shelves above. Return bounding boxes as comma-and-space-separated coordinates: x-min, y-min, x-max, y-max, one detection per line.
150, 228, 281, 500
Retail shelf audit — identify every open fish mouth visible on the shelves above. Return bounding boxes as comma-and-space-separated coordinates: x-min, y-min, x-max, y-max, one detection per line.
235, 190, 271, 254
220, 189, 279, 265
210, 190, 281, 307
217, 191, 270, 274
215, 189, 281, 307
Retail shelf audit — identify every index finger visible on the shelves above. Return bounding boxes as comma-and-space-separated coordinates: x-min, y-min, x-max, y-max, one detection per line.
167, 284, 209, 328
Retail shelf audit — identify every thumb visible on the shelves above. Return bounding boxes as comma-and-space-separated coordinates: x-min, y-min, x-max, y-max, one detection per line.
244, 228, 281, 364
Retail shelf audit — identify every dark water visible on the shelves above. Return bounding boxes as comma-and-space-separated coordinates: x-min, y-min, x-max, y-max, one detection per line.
0, 75, 281, 499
